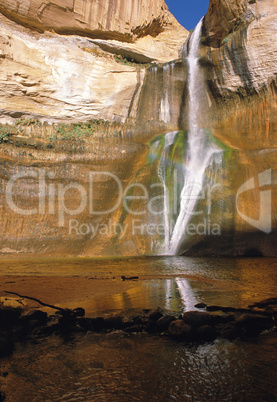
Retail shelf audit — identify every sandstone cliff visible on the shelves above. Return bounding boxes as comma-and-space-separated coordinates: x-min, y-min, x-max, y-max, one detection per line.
203, 0, 248, 47
0, 0, 276, 257
0, 0, 173, 41
0, 1, 187, 124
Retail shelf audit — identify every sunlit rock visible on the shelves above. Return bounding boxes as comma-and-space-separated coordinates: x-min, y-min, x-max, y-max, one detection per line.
0, 0, 275, 257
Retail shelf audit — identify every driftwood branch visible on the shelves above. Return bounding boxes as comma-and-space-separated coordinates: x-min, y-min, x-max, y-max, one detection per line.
4, 291, 66, 312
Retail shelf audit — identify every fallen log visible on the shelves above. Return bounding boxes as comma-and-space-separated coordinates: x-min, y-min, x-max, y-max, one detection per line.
4, 291, 66, 313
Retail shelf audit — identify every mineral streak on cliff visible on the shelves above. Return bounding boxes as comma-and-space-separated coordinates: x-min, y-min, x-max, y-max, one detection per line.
0, 0, 174, 42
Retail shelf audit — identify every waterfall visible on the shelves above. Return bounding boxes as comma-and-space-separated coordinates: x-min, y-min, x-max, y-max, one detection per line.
157, 130, 178, 251
155, 18, 224, 255
170, 18, 209, 254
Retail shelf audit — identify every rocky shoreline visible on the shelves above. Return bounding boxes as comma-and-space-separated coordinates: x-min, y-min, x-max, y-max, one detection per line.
0, 297, 276, 360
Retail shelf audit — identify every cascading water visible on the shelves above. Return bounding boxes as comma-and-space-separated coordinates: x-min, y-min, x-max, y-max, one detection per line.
157, 130, 178, 251
154, 18, 224, 255
112, 18, 226, 256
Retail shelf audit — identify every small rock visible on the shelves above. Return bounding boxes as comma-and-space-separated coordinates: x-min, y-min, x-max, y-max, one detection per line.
196, 325, 217, 342
169, 320, 192, 340
194, 303, 207, 309
73, 307, 85, 317
156, 315, 176, 332
149, 310, 163, 322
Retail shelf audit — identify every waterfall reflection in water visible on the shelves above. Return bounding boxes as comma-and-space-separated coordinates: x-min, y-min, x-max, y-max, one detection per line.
0, 256, 276, 316
0, 256, 276, 400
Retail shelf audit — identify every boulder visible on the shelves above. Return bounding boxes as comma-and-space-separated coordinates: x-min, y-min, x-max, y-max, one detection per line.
182, 311, 217, 328
156, 315, 176, 332
235, 314, 273, 337
168, 320, 192, 340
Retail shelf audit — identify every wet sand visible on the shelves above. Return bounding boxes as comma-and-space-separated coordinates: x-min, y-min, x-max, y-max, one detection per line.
0, 275, 142, 315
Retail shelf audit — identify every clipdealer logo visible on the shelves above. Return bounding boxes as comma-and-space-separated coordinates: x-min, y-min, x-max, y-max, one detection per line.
236, 169, 272, 233
5, 170, 164, 226
8, 169, 273, 236
4, 168, 222, 238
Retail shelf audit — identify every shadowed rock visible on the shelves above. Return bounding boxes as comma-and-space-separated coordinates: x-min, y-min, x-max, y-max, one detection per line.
235, 314, 273, 337
156, 315, 176, 332
169, 320, 192, 340
182, 311, 218, 327
104, 315, 124, 330
0, 307, 22, 328
23, 310, 48, 325
73, 308, 86, 317
196, 325, 217, 342
78, 317, 106, 332
149, 310, 164, 322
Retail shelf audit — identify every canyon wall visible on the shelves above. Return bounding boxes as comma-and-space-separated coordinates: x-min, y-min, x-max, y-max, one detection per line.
0, 0, 276, 256
0, 6, 187, 123
202, 0, 277, 256
0, 0, 173, 41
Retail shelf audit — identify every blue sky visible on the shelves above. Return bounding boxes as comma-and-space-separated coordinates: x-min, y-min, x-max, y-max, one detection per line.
165, 0, 210, 30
